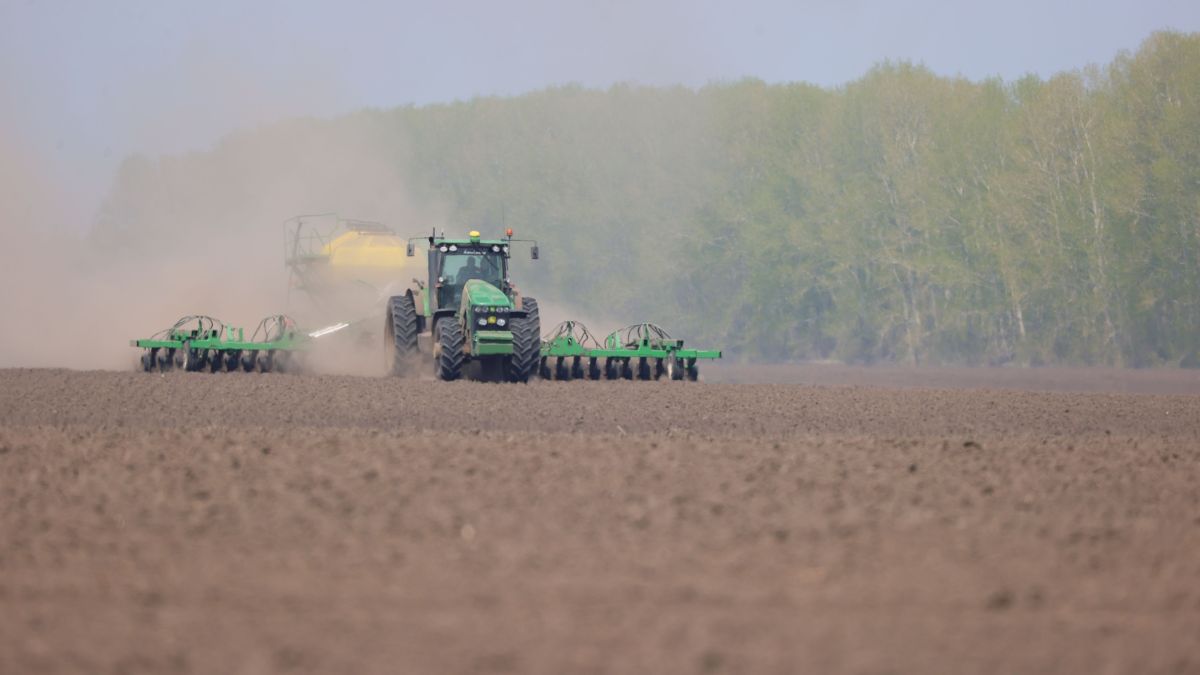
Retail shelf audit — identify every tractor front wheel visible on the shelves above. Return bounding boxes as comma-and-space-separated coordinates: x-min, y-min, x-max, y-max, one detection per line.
436, 320, 465, 381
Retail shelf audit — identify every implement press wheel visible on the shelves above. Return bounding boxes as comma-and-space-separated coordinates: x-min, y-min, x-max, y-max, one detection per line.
554, 357, 572, 381
178, 344, 199, 372
666, 353, 684, 381
636, 357, 653, 381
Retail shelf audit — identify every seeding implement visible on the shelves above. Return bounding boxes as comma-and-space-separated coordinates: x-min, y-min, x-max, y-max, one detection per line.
538, 321, 721, 381
132, 315, 305, 373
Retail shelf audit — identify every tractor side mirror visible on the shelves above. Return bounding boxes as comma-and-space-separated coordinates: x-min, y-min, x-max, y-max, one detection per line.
531, 245, 539, 260
406, 242, 415, 257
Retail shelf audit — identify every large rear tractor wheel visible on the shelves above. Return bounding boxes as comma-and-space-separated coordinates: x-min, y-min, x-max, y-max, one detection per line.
436, 320, 465, 381
386, 293, 420, 376
508, 297, 540, 382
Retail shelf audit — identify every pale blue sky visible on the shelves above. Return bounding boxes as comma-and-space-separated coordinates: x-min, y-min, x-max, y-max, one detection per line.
2, 0, 1198, 228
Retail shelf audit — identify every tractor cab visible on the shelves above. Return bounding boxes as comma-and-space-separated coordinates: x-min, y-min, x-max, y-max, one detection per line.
427, 234, 511, 311
408, 229, 537, 313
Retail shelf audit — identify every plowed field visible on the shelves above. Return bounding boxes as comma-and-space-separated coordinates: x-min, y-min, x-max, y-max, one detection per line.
2, 368, 1199, 674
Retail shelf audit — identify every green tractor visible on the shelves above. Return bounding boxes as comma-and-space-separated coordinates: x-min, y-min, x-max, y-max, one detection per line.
385, 229, 541, 382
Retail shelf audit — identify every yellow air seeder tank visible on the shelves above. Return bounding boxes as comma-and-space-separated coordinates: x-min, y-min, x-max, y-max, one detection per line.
319, 228, 412, 288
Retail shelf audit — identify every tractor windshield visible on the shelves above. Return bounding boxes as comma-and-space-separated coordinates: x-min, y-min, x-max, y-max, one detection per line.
439, 248, 507, 306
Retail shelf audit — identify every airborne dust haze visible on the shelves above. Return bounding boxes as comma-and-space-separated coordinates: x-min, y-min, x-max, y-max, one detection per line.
0, 114, 445, 372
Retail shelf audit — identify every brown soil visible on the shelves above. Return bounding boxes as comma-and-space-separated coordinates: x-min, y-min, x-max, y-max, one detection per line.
2, 367, 1199, 674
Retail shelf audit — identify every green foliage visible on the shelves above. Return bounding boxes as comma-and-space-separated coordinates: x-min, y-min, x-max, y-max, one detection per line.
93, 32, 1200, 366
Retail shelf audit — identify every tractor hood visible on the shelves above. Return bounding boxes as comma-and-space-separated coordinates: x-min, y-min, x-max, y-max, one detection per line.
461, 279, 512, 308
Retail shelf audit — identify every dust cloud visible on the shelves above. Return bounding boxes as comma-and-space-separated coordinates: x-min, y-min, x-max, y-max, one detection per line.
0, 117, 441, 371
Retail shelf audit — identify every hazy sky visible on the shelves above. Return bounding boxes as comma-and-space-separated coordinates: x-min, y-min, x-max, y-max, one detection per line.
2, 0, 1198, 229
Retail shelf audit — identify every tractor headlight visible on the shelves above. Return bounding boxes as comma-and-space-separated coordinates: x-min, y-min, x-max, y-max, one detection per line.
477, 318, 487, 327
496, 318, 507, 327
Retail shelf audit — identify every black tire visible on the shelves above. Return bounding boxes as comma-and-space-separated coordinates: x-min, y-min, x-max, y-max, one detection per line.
621, 359, 634, 380
258, 351, 274, 373
241, 351, 257, 372
571, 356, 584, 379
436, 320, 465, 381
554, 357, 571, 381
637, 357, 652, 380
209, 350, 223, 373
604, 358, 620, 379
539, 356, 552, 380
666, 352, 684, 381
140, 350, 154, 372
686, 360, 699, 381
224, 351, 241, 372
179, 344, 198, 372
587, 357, 601, 380
386, 293, 420, 376
508, 297, 541, 382
159, 348, 175, 372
